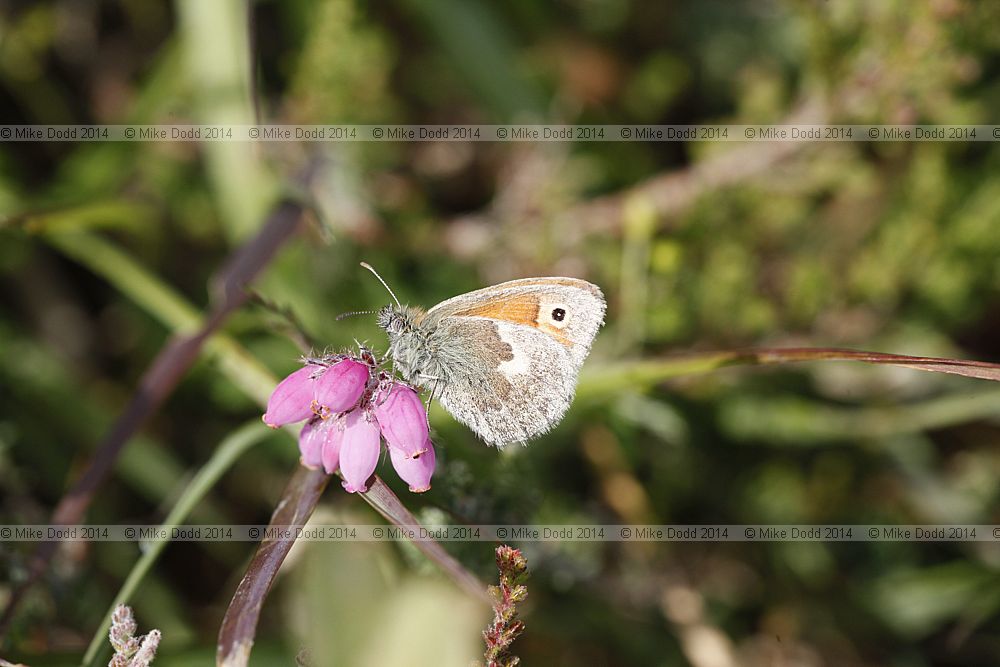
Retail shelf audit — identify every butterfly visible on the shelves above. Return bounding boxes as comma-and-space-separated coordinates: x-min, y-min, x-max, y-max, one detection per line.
368, 267, 606, 447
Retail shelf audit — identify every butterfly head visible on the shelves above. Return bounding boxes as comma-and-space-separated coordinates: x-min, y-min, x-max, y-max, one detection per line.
376, 304, 423, 336
376, 304, 430, 385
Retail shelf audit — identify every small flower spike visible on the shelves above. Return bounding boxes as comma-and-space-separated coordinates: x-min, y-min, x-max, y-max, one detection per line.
108, 604, 161, 666
482, 546, 529, 667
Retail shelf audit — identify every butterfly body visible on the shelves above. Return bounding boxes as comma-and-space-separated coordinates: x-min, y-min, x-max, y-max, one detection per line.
377, 277, 606, 447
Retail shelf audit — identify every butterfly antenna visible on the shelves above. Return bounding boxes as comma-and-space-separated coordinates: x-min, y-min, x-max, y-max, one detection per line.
335, 309, 376, 321
360, 262, 402, 309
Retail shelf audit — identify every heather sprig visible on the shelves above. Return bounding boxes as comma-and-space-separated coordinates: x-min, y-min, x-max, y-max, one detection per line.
108, 604, 160, 667
482, 545, 529, 667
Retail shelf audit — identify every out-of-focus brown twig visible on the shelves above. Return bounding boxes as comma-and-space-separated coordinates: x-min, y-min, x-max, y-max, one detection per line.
0, 200, 306, 639
215, 466, 490, 667
362, 480, 492, 604
246, 290, 317, 354
217, 466, 329, 667
580, 347, 1000, 401
730, 347, 1000, 382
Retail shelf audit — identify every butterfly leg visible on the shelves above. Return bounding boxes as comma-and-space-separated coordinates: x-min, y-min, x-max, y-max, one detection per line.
418, 374, 442, 415
412, 379, 435, 433
417, 373, 441, 388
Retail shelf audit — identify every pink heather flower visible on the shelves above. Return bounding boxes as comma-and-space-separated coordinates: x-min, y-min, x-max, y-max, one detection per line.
265, 349, 438, 494
388, 438, 436, 492
338, 410, 381, 493
300, 416, 347, 473
373, 383, 430, 457
313, 358, 368, 414
263, 365, 321, 427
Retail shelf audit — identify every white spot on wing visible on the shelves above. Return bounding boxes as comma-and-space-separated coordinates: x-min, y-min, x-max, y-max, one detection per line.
496, 324, 533, 377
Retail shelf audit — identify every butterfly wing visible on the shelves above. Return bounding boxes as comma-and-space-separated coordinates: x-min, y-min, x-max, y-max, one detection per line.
427, 277, 606, 365
426, 279, 606, 447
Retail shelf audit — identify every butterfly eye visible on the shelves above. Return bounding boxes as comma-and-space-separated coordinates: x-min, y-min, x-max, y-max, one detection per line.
551, 308, 566, 322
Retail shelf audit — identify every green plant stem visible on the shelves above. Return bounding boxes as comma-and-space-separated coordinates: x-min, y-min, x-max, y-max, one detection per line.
578, 354, 739, 399
721, 389, 1000, 443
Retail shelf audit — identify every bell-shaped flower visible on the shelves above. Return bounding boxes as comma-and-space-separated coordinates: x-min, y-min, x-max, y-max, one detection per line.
297, 418, 324, 468
313, 358, 369, 415
338, 410, 381, 493
263, 365, 321, 427
389, 438, 436, 493
299, 417, 346, 474
373, 383, 429, 457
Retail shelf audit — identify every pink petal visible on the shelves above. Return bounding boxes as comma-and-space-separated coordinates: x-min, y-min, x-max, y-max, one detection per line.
263, 365, 320, 427
321, 418, 346, 475
389, 438, 435, 493
339, 410, 381, 493
313, 359, 369, 415
298, 419, 324, 468
373, 383, 429, 457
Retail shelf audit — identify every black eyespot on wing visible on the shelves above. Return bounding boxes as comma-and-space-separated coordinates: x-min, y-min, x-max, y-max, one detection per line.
551, 308, 566, 322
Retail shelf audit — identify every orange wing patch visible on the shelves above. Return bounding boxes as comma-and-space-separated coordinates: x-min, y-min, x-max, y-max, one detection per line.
537, 322, 575, 348
453, 295, 540, 325
453, 295, 576, 348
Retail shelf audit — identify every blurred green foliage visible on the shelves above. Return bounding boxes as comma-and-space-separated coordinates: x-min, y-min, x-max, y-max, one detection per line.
1, 0, 999, 665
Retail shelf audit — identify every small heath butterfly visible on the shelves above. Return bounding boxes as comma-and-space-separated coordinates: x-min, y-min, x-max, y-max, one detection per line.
362, 264, 606, 447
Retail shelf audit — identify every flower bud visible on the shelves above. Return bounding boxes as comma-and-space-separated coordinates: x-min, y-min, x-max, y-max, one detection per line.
263, 365, 321, 427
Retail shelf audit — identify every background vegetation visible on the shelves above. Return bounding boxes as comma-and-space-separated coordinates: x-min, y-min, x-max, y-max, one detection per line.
2, 0, 1000, 665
